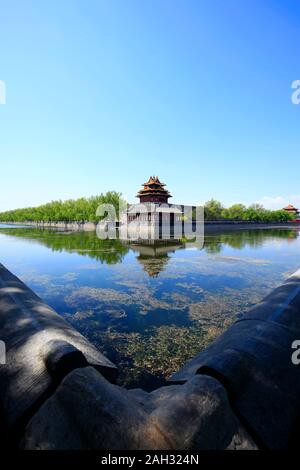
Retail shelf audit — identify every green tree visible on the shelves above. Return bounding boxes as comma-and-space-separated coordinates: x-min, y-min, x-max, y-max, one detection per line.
204, 199, 224, 221
0, 192, 125, 223
222, 203, 246, 220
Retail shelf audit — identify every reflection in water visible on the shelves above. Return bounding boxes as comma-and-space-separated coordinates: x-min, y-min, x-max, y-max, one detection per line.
0, 227, 130, 263
202, 228, 299, 253
0, 226, 300, 390
129, 242, 184, 277
0, 226, 298, 266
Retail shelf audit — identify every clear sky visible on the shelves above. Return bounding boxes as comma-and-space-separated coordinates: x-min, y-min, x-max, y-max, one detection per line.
0, 0, 300, 211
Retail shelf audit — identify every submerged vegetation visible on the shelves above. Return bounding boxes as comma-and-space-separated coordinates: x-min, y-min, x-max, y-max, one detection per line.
88, 324, 231, 389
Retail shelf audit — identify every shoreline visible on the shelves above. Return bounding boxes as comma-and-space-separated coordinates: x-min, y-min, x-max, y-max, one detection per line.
0, 220, 300, 232
204, 221, 300, 231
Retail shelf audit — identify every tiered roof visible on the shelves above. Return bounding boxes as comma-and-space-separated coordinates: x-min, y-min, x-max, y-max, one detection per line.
283, 204, 299, 212
136, 176, 172, 203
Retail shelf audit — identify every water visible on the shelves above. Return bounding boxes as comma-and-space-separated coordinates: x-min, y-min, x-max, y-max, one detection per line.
0, 226, 300, 390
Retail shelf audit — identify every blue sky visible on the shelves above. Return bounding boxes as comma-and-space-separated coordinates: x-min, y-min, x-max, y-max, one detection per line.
0, 0, 300, 211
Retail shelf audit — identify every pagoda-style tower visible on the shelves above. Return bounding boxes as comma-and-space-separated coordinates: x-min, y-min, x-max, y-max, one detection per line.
136, 176, 172, 204
283, 204, 299, 217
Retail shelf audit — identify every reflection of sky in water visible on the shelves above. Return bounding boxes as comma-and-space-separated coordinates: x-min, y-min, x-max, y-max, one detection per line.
0, 227, 300, 389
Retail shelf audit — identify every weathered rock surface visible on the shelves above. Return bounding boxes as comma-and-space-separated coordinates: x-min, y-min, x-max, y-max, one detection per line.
21, 367, 254, 450
21, 367, 167, 450
42, 339, 89, 382
149, 376, 247, 450
169, 272, 300, 449
239, 268, 300, 334
0, 264, 116, 433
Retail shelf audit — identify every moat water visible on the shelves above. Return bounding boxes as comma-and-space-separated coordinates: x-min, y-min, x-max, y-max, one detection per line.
0, 225, 300, 389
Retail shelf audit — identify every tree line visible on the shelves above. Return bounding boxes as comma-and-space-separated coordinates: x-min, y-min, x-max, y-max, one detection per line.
0, 194, 296, 223
0, 192, 123, 223
203, 199, 295, 222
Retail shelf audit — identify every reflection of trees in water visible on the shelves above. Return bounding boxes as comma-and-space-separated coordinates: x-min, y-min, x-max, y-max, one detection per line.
0, 228, 129, 264
203, 229, 299, 254
0, 227, 299, 266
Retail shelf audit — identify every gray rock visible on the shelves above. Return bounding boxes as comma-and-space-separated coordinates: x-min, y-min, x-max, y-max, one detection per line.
22, 368, 245, 450
149, 375, 239, 450
42, 339, 88, 383
227, 424, 258, 450
238, 269, 300, 335
170, 318, 300, 449
21, 367, 167, 450
0, 263, 116, 432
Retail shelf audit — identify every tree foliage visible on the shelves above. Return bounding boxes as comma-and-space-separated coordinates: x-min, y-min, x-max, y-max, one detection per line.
204, 199, 224, 221
0, 192, 124, 223
0, 194, 296, 224
204, 200, 295, 223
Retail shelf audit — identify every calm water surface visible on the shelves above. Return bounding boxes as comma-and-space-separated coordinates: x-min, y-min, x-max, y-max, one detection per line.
0, 226, 299, 389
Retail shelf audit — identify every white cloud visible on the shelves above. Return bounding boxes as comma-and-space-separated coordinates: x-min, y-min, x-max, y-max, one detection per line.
254, 195, 300, 210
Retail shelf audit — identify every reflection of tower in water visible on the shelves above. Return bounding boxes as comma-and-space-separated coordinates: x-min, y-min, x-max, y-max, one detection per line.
129, 242, 184, 277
